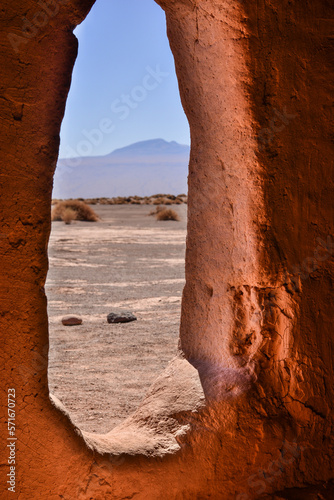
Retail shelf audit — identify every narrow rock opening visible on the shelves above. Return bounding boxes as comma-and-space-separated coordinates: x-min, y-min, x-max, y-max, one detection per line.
46, 0, 193, 437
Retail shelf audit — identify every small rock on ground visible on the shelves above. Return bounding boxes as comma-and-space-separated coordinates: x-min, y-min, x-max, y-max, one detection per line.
62, 316, 83, 326
107, 311, 137, 324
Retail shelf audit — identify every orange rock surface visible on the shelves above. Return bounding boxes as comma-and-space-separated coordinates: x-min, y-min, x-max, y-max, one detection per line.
1, 0, 333, 498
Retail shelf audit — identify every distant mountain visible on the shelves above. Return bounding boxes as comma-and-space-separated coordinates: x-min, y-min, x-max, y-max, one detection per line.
53, 139, 190, 199
110, 138, 189, 156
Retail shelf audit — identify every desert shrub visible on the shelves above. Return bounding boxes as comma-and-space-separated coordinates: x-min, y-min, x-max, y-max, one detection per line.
154, 197, 174, 205
156, 208, 179, 221
84, 198, 98, 205
148, 205, 164, 216
62, 208, 77, 225
52, 200, 99, 222
111, 196, 127, 204
99, 197, 109, 205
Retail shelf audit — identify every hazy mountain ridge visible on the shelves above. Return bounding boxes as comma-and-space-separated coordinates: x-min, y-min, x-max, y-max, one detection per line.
53, 139, 190, 199
110, 138, 189, 156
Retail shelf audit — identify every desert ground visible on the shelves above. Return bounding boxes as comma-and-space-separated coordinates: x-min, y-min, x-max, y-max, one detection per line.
46, 203, 187, 434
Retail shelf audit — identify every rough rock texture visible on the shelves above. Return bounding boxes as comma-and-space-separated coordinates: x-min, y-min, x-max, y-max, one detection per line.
1, 0, 333, 499
107, 311, 137, 324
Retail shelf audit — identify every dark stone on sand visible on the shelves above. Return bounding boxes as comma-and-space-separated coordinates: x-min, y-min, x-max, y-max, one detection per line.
107, 311, 137, 324
62, 316, 83, 326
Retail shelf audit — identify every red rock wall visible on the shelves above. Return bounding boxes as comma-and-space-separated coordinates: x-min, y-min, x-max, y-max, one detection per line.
1, 0, 333, 498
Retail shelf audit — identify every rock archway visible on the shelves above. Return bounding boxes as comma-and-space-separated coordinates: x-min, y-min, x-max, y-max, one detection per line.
1, 0, 333, 498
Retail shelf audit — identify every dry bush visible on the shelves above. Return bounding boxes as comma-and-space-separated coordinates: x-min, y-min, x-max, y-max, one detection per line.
156, 208, 180, 221
52, 200, 99, 222
130, 195, 142, 205
112, 197, 128, 204
155, 197, 172, 205
176, 194, 187, 203
148, 205, 164, 216
152, 196, 180, 205
62, 208, 77, 225
84, 198, 98, 205
99, 197, 111, 205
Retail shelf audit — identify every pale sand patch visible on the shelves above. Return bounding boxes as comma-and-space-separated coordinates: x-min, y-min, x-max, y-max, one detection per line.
47, 204, 187, 433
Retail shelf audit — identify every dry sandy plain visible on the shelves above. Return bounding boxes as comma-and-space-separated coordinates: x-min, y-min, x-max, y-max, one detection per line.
46, 204, 187, 434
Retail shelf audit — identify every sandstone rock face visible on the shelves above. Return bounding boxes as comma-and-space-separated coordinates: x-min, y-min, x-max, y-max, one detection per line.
1, 0, 333, 499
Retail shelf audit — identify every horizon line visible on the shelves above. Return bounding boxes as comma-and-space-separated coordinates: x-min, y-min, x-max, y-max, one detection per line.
58, 138, 191, 161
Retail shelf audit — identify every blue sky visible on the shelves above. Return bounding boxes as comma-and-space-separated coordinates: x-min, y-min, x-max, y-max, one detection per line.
59, 0, 190, 159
